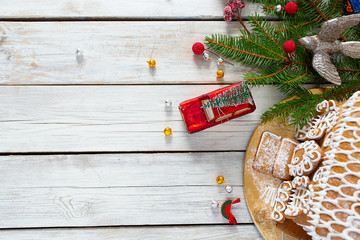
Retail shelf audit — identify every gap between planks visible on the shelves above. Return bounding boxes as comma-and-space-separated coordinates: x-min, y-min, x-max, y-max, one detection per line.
0, 152, 251, 228
0, 224, 263, 240
0, 150, 246, 156
0, 17, 280, 22
0, 85, 285, 153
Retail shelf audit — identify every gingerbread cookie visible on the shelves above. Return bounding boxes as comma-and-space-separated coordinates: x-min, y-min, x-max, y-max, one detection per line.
272, 138, 298, 180
292, 176, 310, 188
316, 99, 337, 115
283, 176, 311, 226
296, 100, 339, 141
289, 140, 323, 177
259, 92, 360, 239
271, 181, 292, 223
252, 131, 281, 175
304, 91, 360, 239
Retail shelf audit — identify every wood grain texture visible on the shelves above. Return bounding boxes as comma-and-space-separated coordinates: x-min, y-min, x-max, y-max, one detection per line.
0, 85, 285, 153
0, 225, 263, 240
0, 21, 258, 85
0, 185, 250, 228
0, 153, 251, 228
0, 1, 261, 19
0, 153, 244, 187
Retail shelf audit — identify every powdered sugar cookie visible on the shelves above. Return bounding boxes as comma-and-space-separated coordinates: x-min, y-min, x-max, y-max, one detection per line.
273, 138, 298, 180
289, 140, 323, 177
252, 131, 281, 175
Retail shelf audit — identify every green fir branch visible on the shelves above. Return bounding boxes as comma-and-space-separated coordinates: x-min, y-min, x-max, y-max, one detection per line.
204, 0, 360, 129
261, 82, 360, 129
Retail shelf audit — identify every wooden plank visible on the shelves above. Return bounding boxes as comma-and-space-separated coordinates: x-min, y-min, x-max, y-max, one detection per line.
0, 21, 258, 85
0, 225, 263, 240
0, 85, 285, 153
0, 153, 244, 188
0, 186, 250, 228
0, 153, 251, 228
0, 1, 261, 19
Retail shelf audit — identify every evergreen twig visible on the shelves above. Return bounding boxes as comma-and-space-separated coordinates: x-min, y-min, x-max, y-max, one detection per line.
205, 0, 360, 129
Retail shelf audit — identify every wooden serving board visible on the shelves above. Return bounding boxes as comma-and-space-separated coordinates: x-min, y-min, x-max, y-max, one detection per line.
243, 89, 330, 240
243, 120, 311, 240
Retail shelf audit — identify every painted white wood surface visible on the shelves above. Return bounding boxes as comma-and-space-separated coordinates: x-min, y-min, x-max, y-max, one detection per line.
0, 1, 261, 19
0, 225, 263, 240
0, 153, 244, 187
0, 85, 285, 153
0, 21, 258, 85
0, 1, 275, 238
0, 186, 250, 228
0, 153, 250, 228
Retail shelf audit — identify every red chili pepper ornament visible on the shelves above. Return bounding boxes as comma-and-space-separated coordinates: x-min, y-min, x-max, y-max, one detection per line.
221, 198, 241, 225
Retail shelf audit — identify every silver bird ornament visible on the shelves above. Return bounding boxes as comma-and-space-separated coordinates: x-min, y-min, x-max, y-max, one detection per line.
299, 13, 360, 85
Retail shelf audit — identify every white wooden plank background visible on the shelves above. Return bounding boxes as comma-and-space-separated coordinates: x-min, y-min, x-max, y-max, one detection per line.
0, 1, 261, 19
0, 153, 245, 187
0, 225, 263, 240
0, 21, 257, 85
0, 85, 285, 153
0, 186, 251, 228
0, 1, 280, 239
0, 153, 250, 228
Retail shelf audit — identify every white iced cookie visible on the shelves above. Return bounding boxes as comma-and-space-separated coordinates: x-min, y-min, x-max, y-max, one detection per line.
296, 100, 339, 141
292, 176, 310, 188
271, 181, 293, 223
283, 176, 311, 224
289, 140, 323, 177
284, 186, 312, 226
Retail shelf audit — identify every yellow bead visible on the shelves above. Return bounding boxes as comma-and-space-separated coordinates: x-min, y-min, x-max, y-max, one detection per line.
216, 70, 224, 78
216, 176, 226, 184
147, 59, 156, 68
164, 127, 172, 136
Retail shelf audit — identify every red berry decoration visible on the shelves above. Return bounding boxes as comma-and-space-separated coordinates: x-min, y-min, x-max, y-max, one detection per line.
224, 6, 232, 15
223, 0, 245, 21
224, 15, 232, 22
283, 40, 296, 53
192, 42, 205, 55
285, 2, 298, 15
229, 3, 237, 11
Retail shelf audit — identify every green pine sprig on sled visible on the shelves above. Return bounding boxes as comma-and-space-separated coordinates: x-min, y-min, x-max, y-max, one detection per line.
205, 0, 360, 129
201, 82, 252, 109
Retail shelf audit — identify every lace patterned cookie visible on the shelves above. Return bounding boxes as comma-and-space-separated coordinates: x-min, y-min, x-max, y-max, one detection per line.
289, 140, 323, 177
304, 91, 360, 240
271, 181, 292, 223
252, 131, 281, 175
296, 100, 339, 141
273, 138, 298, 180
